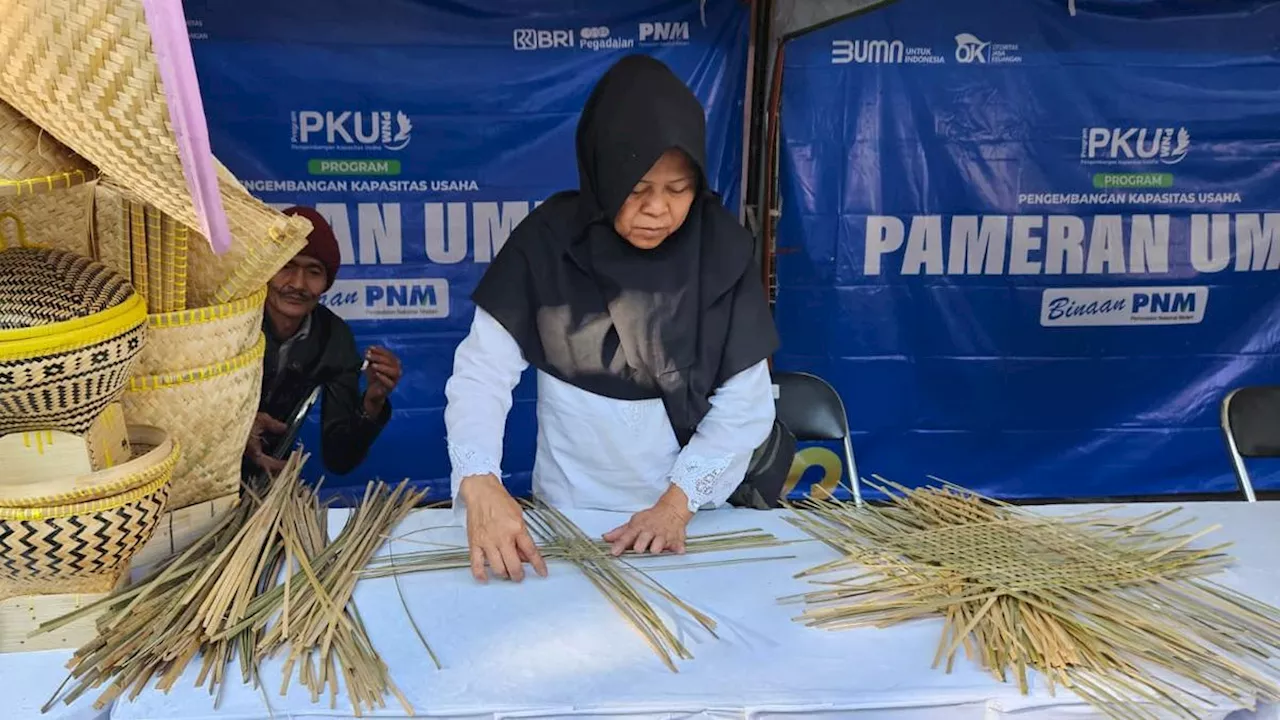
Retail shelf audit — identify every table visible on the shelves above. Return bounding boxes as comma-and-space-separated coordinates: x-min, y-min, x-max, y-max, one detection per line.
74, 502, 1280, 719
6, 649, 110, 720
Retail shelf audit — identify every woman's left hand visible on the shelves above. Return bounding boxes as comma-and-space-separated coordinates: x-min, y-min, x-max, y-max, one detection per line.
603, 486, 695, 556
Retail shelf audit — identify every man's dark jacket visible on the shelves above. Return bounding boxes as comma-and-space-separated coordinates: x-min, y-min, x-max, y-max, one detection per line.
255, 305, 390, 474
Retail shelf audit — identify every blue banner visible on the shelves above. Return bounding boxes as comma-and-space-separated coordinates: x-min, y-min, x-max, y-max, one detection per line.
775, 0, 1280, 498
183, 0, 750, 500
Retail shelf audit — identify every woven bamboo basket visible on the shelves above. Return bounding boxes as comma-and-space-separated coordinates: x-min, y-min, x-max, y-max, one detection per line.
0, 97, 98, 258
0, 248, 147, 435
0, 0, 311, 304
0, 407, 163, 508
122, 333, 265, 510
134, 285, 266, 376
0, 425, 177, 601
0, 402, 130, 495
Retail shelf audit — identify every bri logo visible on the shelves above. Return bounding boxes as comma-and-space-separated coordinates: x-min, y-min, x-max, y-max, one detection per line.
513, 28, 574, 50
1040, 286, 1208, 327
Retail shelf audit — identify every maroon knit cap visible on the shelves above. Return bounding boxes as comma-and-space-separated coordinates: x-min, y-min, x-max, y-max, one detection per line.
282, 206, 340, 290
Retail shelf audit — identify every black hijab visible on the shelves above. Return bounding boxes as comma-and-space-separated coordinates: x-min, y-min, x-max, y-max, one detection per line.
472, 54, 778, 445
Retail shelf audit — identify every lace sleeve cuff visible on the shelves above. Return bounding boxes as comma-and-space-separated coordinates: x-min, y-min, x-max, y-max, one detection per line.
448, 442, 502, 487
668, 453, 734, 513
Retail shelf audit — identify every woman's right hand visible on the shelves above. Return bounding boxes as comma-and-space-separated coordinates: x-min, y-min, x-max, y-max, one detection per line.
458, 474, 548, 583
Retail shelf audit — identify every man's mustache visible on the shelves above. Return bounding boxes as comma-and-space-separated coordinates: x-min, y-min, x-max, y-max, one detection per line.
272, 286, 315, 303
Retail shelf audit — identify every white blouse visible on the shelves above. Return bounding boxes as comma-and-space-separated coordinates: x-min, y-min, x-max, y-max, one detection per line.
444, 308, 776, 514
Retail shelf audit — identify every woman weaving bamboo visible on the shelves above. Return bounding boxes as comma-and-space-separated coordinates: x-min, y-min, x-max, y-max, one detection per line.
444, 55, 779, 583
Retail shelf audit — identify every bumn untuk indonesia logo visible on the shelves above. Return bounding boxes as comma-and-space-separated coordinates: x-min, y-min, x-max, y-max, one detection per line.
291, 111, 412, 151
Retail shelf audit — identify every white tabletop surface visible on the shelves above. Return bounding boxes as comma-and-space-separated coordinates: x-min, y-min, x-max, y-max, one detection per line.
7, 501, 1277, 720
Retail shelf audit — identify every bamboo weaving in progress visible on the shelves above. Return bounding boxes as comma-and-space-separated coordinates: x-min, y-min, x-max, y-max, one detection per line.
366, 500, 790, 672
784, 478, 1280, 720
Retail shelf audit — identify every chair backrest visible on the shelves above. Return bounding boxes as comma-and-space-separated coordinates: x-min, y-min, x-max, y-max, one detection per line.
773, 371, 849, 441
1224, 386, 1280, 457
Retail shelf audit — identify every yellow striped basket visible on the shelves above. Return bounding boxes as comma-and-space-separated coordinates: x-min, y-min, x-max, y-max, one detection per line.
134, 285, 266, 376
0, 248, 147, 435
0, 425, 177, 600
122, 333, 264, 510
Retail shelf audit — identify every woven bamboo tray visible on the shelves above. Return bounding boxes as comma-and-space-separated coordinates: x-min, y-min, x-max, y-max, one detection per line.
122, 333, 265, 510
0, 248, 147, 435
0, 425, 177, 601
134, 285, 265, 376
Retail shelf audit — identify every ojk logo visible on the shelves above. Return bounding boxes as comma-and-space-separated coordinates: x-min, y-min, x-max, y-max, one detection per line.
513, 28, 574, 50
954, 33, 990, 63
291, 111, 412, 151
1081, 127, 1191, 165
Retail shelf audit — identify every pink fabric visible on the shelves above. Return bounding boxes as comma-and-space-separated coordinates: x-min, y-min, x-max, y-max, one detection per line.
141, 0, 231, 254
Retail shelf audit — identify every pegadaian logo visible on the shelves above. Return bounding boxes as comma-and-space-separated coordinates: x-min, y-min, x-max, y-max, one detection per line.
291, 111, 412, 151
1081, 127, 1191, 166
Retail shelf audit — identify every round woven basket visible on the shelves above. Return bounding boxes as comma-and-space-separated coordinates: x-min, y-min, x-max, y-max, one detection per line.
0, 413, 173, 508
134, 285, 266, 376
0, 248, 147, 435
0, 425, 177, 596
122, 333, 265, 510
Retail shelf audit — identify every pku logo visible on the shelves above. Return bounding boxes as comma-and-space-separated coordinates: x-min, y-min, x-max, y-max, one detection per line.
639, 21, 689, 43
513, 28, 574, 50
954, 33, 990, 63
291, 111, 412, 151
1081, 127, 1191, 165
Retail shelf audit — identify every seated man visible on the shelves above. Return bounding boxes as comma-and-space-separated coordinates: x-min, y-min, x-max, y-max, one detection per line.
244, 206, 402, 475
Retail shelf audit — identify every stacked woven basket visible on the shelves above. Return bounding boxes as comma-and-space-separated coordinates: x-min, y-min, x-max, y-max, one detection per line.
0, 0, 313, 606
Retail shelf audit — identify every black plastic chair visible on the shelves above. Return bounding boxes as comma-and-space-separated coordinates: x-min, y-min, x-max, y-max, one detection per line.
1220, 386, 1277, 502
772, 371, 862, 507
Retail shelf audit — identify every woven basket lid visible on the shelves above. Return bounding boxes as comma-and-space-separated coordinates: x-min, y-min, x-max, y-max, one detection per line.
0, 98, 94, 183
0, 247, 135, 330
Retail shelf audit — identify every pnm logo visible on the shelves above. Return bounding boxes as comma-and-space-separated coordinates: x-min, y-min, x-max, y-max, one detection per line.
291, 111, 412, 151
1081, 127, 1191, 165
639, 21, 689, 44
513, 28, 574, 50
954, 33, 991, 63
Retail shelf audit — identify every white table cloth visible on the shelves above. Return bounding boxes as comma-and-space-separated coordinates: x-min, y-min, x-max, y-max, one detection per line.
44, 502, 1279, 720
6, 649, 110, 720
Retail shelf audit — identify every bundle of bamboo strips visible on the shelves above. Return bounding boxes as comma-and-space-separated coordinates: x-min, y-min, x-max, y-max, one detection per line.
783, 477, 1280, 720
364, 500, 789, 672
361, 526, 785, 577
37, 452, 425, 716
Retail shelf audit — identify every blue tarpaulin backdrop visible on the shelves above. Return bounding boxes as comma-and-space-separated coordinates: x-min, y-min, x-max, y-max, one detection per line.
774, 0, 1280, 498
183, 0, 749, 500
